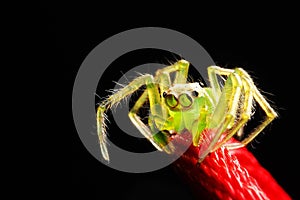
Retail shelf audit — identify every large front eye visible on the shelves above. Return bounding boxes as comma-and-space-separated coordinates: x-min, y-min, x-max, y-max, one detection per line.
178, 93, 193, 108
165, 94, 178, 108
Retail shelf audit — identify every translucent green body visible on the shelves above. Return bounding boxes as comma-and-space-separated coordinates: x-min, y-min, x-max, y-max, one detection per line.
97, 60, 277, 163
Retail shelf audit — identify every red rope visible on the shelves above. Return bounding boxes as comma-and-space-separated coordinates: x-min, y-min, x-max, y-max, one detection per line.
171, 130, 291, 200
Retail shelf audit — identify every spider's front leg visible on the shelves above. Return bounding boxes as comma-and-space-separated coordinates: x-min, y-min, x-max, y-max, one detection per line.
97, 74, 162, 162
198, 66, 277, 163
197, 66, 244, 163
128, 60, 190, 153
225, 68, 278, 149
97, 60, 190, 162
207, 67, 277, 151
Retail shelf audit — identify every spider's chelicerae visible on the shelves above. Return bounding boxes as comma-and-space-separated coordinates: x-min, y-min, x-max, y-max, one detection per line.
97, 60, 277, 163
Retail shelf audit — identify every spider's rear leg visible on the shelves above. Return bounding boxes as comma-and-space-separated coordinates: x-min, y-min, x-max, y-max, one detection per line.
155, 59, 189, 84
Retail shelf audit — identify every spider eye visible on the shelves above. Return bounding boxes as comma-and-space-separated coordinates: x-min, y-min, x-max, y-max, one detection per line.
192, 91, 199, 97
163, 92, 167, 98
199, 82, 205, 87
178, 93, 193, 108
165, 94, 178, 108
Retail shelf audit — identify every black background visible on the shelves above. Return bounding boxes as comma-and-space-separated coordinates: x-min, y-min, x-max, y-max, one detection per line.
42, 2, 299, 199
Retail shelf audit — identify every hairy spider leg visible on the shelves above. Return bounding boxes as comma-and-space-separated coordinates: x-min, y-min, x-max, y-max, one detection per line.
97, 60, 190, 161
212, 68, 254, 150
198, 66, 277, 163
224, 68, 277, 149
97, 74, 160, 162
128, 60, 190, 154
197, 66, 244, 163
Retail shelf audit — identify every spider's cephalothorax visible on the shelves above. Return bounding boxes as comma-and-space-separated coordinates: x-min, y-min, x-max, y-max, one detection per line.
97, 60, 277, 163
